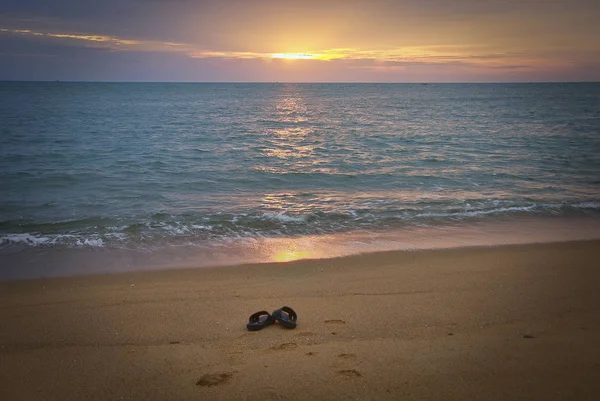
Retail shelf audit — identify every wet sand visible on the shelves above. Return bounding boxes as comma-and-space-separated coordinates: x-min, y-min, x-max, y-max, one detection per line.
1, 240, 600, 400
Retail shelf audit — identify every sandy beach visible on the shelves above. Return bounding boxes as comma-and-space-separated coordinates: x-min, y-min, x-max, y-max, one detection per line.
1, 240, 600, 400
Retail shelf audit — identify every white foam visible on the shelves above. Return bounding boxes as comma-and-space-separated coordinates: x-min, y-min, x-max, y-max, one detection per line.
0, 233, 52, 246
573, 201, 600, 209
105, 232, 128, 240
415, 205, 538, 219
261, 212, 306, 223
0, 233, 107, 248
80, 238, 104, 247
191, 224, 213, 230
161, 224, 189, 235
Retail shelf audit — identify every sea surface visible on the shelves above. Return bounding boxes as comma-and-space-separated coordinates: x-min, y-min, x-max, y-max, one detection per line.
1, 82, 600, 279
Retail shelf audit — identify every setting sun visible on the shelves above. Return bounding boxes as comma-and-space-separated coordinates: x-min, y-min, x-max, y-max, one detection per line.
272, 53, 317, 60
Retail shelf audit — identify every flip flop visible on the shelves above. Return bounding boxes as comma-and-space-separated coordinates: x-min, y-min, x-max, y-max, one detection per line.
272, 306, 298, 329
247, 311, 275, 331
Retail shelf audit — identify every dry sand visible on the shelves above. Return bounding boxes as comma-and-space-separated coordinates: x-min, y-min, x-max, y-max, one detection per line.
1, 240, 599, 400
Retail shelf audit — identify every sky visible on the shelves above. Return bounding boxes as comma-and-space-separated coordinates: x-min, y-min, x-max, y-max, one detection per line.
0, 0, 599, 82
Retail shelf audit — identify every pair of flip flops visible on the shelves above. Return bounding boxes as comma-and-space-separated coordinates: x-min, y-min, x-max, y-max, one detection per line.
247, 306, 297, 331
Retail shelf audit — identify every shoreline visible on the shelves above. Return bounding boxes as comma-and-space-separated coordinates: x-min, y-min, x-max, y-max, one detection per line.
3, 214, 600, 281
2, 237, 600, 284
2, 239, 600, 400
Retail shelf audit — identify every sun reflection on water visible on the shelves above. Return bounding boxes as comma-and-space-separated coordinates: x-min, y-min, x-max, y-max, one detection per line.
254, 237, 321, 263
272, 249, 312, 262
259, 86, 319, 169
274, 87, 309, 124
256, 86, 330, 223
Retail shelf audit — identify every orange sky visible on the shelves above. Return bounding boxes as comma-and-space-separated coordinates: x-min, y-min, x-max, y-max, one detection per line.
0, 0, 598, 81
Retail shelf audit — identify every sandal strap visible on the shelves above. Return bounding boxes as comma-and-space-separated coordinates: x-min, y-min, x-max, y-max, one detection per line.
280, 306, 297, 322
248, 310, 270, 322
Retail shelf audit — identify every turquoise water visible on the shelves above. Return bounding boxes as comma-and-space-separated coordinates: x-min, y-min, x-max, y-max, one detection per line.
1, 82, 600, 276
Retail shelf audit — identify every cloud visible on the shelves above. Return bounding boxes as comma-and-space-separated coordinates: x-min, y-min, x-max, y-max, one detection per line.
0, 26, 575, 75
1, 0, 598, 83
0, 27, 186, 51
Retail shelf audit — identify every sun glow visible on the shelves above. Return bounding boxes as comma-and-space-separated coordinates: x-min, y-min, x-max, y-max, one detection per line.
272, 53, 317, 60
271, 51, 350, 61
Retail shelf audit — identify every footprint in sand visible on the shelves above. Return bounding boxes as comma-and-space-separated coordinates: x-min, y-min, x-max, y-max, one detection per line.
338, 369, 362, 377
196, 372, 235, 387
338, 353, 356, 359
271, 342, 298, 351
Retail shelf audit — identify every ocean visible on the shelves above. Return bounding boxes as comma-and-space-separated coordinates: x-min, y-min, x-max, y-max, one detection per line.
1, 82, 600, 279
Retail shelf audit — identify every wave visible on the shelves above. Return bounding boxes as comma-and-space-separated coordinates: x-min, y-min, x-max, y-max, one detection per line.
572, 201, 600, 209
0, 233, 105, 247
2, 199, 599, 250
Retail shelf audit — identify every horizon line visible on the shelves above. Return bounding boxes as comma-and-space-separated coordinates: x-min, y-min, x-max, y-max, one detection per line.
1, 80, 598, 84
